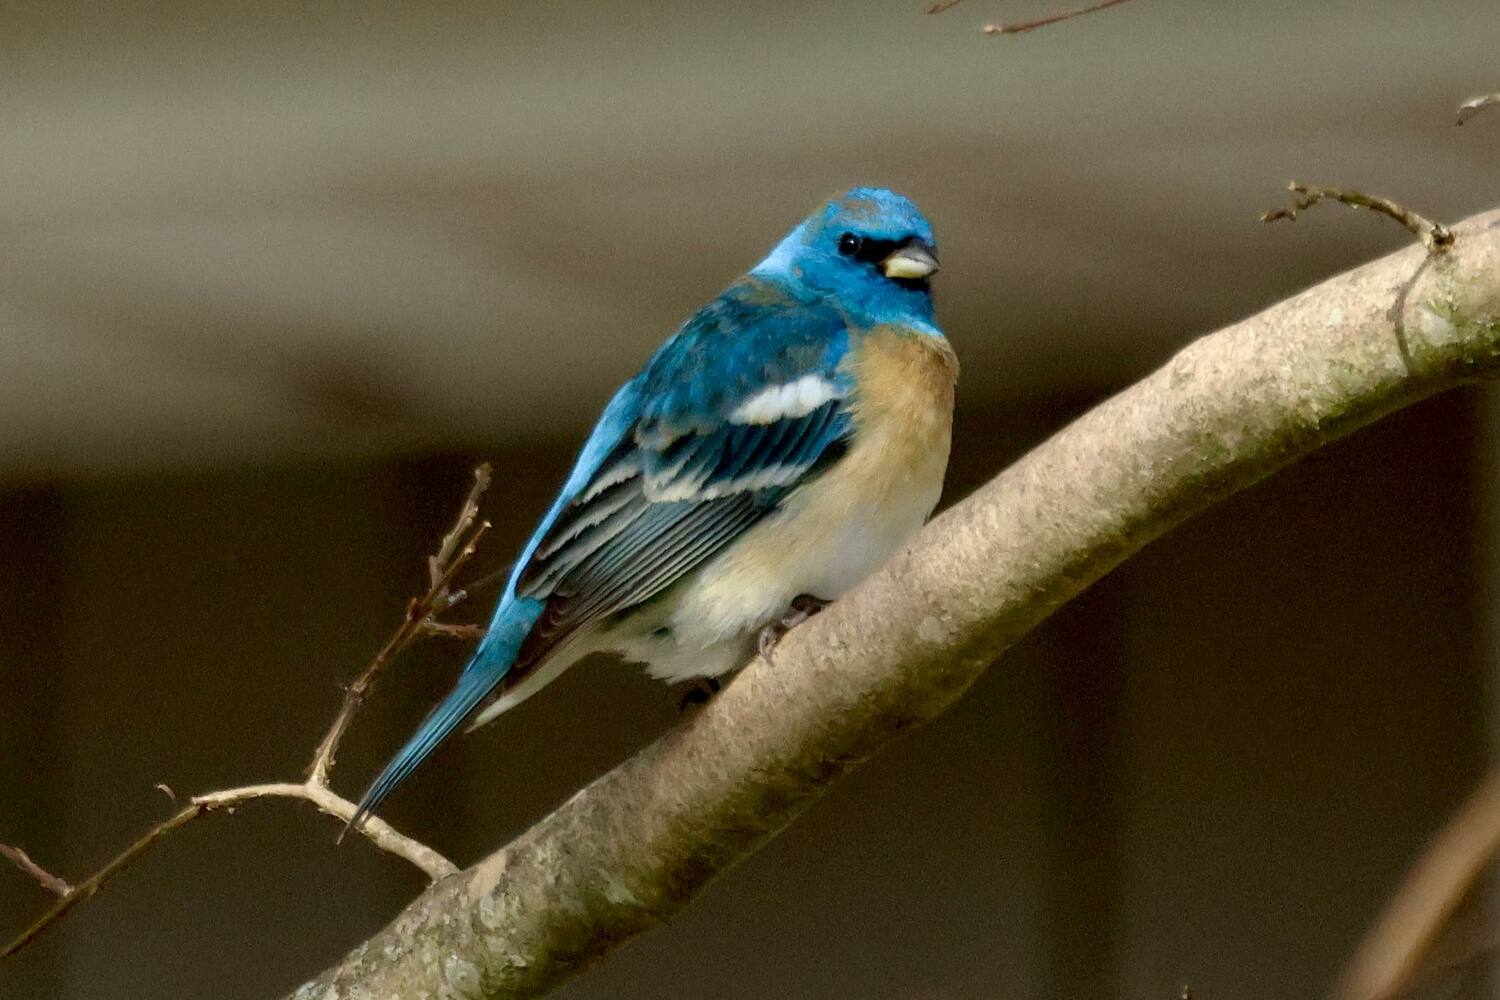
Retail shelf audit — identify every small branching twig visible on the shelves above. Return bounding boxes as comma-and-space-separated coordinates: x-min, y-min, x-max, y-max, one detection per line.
2, 805, 200, 962
309, 463, 491, 782
428, 464, 492, 593
1456, 93, 1499, 126
0, 464, 495, 964
418, 621, 488, 641
1261, 182, 1454, 254
441, 561, 511, 613
0, 845, 71, 897
980, 0, 1136, 35
0, 785, 460, 962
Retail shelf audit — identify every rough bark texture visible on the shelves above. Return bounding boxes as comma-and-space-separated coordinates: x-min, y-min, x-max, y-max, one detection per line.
289, 210, 1500, 1000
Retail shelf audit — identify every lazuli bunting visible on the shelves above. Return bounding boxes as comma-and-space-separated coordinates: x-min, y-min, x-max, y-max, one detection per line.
352, 187, 955, 825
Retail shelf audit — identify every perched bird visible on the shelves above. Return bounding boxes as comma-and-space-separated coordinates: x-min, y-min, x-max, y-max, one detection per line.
350, 187, 956, 827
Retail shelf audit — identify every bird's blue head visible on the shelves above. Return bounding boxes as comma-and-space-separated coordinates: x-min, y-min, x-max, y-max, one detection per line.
753, 187, 940, 329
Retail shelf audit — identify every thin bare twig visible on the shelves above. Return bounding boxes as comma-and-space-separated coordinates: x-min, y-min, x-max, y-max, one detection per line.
0, 844, 71, 897
428, 464, 492, 591
983, 0, 1136, 35
191, 783, 457, 878
308, 463, 492, 783
0, 782, 459, 962
1, 806, 199, 962
925, 0, 967, 13
1456, 93, 1500, 126
425, 521, 492, 616
1, 464, 494, 965
1261, 182, 1454, 253
418, 621, 487, 641
1333, 768, 1500, 1000
442, 560, 512, 612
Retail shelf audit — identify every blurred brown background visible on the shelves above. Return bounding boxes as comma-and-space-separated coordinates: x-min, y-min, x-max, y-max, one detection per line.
2, 1, 1499, 998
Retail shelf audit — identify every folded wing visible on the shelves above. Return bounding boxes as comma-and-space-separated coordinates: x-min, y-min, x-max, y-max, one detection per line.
507, 279, 854, 681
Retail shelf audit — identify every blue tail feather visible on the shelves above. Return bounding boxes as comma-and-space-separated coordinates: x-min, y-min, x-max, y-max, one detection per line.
344, 599, 543, 836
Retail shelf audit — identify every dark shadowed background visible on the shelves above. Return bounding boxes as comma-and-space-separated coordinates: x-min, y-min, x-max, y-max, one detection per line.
2, 2, 1499, 998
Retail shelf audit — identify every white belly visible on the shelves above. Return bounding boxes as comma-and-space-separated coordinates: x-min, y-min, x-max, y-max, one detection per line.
672, 448, 946, 634
612, 461, 944, 685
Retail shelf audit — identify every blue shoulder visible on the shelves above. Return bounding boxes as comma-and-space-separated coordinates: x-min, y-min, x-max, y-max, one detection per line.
638, 276, 852, 434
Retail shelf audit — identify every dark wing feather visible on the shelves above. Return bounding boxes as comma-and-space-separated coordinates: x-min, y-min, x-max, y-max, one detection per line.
506, 278, 854, 680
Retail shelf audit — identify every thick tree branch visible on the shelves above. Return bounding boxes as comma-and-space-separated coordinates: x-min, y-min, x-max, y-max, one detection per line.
286, 208, 1500, 998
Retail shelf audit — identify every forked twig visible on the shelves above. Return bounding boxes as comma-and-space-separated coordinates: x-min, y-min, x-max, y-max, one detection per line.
442, 561, 510, 611
0, 845, 71, 897
309, 462, 492, 783
1261, 182, 1454, 253
429, 464, 492, 591
1, 465, 494, 964
2, 805, 200, 962
0, 785, 457, 962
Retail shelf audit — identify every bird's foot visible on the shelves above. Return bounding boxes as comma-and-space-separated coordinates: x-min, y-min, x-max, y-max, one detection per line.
756, 594, 832, 666
678, 676, 722, 712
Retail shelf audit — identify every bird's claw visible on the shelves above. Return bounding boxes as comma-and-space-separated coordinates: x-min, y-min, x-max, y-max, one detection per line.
756, 594, 831, 666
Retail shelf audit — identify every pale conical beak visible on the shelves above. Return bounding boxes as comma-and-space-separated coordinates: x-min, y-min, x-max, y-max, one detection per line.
881, 242, 940, 281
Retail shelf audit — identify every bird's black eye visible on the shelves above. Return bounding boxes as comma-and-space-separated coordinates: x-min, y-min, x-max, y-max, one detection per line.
837, 232, 862, 256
